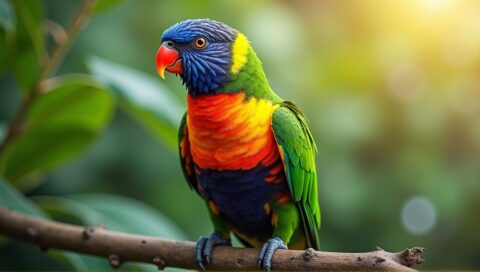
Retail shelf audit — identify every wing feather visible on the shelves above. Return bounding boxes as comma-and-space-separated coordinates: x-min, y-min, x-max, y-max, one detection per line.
271, 101, 321, 249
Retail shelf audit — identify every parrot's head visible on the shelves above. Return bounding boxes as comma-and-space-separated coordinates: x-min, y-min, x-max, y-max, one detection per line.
157, 19, 249, 95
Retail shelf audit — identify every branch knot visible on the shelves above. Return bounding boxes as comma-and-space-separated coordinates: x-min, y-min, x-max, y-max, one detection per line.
153, 256, 166, 270
302, 248, 315, 261
400, 247, 425, 267
108, 254, 122, 269
25, 227, 38, 241
82, 227, 95, 240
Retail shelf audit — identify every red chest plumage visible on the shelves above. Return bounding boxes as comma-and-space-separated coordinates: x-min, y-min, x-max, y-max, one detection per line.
186, 92, 280, 171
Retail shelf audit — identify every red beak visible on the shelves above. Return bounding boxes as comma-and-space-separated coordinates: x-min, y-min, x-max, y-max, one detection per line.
156, 44, 183, 79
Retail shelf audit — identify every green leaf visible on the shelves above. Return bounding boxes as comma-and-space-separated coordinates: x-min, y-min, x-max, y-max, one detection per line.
40, 194, 187, 239
0, 75, 114, 189
11, 0, 45, 94
93, 0, 122, 14
35, 194, 187, 271
0, 177, 90, 270
0, 123, 6, 146
0, 34, 8, 73
12, 49, 39, 91
0, 176, 46, 217
87, 56, 183, 151
0, 0, 15, 74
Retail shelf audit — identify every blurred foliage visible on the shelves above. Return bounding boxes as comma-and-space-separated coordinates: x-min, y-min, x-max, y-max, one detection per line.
1, 75, 114, 188
88, 56, 184, 150
8, 0, 44, 94
0, 0, 479, 271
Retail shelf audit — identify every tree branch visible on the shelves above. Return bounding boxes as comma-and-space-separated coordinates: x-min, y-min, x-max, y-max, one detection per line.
38, 0, 96, 80
0, 208, 424, 271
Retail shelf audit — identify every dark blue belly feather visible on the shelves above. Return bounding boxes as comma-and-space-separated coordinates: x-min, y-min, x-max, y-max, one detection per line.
196, 161, 286, 240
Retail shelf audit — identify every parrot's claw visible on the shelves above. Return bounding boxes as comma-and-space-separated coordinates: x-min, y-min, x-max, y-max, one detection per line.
195, 231, 231, 271
257, 236, 288, 271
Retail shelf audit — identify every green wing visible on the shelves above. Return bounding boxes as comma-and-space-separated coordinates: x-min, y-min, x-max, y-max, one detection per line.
271, 101, 321, 249
178, 112, 199, 193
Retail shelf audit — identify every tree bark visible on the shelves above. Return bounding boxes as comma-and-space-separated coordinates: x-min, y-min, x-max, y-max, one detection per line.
0, 208, 424, 271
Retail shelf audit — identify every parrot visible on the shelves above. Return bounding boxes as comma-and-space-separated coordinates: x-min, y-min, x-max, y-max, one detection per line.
156, 19, 320, 271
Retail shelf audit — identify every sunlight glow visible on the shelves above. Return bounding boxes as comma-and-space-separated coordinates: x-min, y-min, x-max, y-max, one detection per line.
420, 0, 449, 10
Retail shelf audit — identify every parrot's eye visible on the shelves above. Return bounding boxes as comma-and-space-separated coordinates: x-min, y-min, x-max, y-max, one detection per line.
194, 37, 207, 49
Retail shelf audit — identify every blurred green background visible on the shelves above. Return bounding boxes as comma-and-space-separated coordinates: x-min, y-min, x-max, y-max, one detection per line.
1, 0, 479, 270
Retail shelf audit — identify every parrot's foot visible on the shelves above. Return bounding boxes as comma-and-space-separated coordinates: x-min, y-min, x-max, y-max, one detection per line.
257, 236, 288, 271
195, 231, 231, 271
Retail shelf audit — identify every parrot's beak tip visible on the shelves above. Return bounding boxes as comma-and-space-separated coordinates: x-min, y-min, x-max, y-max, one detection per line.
158, 68, 165, 79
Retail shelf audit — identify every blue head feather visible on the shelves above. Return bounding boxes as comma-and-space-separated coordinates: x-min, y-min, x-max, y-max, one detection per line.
161, 19, 237, 95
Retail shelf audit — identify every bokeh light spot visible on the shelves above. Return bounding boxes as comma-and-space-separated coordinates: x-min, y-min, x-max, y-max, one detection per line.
401, 196, 437, 235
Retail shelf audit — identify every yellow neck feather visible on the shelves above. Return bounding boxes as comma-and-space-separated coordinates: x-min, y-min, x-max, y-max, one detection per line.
230, 32, 249, 75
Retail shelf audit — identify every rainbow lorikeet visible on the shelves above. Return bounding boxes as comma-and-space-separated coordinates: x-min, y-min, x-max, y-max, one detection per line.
156, 19, 320, 270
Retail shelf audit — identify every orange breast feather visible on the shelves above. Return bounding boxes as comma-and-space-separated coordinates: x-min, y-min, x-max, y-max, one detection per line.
187, 93, 279, 171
